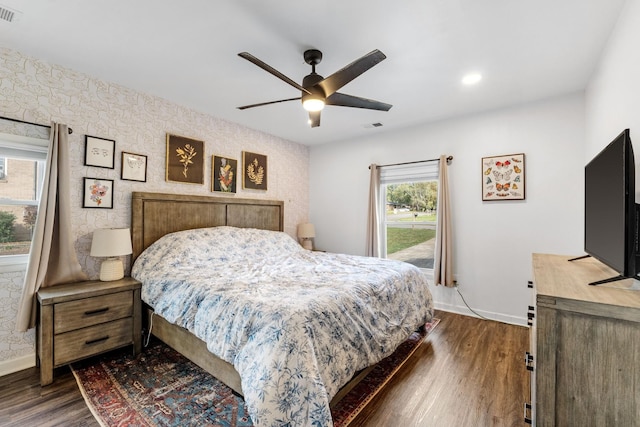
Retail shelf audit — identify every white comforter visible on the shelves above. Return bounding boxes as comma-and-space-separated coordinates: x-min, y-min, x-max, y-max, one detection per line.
132, 226, 433, 427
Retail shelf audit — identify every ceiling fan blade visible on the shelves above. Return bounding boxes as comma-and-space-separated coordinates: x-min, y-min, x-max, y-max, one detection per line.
308, 111, 321, 128
238, 52, 311, 95
326, 92, 392, 111
317, 49, 387, 97
237, 97, 301, 110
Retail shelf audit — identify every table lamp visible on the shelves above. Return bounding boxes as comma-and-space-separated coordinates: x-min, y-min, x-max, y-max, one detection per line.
297, 223, 315, 250
90, 228, 133, 281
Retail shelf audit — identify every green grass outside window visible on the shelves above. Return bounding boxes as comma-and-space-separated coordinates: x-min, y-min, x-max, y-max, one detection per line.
386, 227, 436, 254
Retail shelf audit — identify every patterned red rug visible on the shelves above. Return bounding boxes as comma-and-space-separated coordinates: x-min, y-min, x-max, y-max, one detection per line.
71, 318, 439, 427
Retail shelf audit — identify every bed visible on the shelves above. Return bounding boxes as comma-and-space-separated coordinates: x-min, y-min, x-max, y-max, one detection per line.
130, 191, 434, 427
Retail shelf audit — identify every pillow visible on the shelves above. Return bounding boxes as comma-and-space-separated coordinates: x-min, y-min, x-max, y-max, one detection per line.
132, 226, 303, 277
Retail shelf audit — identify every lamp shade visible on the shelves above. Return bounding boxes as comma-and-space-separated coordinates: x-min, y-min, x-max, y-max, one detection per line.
297, 223, 316, 239
90, 228, 133, 257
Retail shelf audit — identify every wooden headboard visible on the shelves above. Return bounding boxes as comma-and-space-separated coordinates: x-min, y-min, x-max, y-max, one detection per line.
131, 192, 284, 260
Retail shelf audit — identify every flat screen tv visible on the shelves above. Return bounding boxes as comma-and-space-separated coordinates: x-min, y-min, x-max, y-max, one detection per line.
580, 128, 639, 285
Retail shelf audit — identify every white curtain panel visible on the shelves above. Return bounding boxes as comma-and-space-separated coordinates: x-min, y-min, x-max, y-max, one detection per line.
366, 164, 381, 257
15, 123, 87, 332
434, 155, 454, 287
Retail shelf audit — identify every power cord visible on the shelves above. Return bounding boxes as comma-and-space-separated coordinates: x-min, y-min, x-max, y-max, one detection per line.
455, 283, 491, 321
143, 311, 154, 348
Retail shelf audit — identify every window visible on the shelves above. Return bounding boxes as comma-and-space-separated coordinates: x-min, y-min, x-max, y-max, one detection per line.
0, 157, 6, 180
0, 134, 48, 260
379, 161, 439, 270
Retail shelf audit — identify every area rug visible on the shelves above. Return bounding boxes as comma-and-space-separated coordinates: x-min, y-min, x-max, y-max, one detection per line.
72, 318, 439, 427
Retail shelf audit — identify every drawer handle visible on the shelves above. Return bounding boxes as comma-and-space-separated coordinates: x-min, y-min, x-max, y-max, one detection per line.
85, 335, 110, 345
527, 280, 533, 288
524, 402, 532, 424
84, 307, 109, 316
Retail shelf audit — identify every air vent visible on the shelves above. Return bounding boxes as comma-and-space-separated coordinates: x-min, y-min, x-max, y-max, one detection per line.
364, 122, 384, 129
0, 5, 22, 23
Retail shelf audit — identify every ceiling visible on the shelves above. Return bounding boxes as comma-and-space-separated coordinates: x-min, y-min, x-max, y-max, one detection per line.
0, 0, 627, 146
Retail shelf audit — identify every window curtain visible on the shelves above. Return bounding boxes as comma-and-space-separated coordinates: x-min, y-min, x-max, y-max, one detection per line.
366, 164, 381, 257
434, 155, 454, 286
15, 123, 87, 332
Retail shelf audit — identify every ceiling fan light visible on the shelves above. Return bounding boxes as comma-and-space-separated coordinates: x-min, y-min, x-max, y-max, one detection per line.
303, 97, 325, 112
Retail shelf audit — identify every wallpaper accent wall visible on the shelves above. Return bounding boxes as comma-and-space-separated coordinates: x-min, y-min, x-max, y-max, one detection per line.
0, 267, 33, 365
0, 47, 310, 367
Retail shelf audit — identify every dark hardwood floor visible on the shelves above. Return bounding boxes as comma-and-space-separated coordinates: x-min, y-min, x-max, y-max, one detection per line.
0, 310, 529, 427
0, 365, 97, 427
349, 310, 530, 427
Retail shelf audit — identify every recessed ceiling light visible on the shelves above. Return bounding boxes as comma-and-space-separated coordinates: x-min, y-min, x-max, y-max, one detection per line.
462, 73, 482, 86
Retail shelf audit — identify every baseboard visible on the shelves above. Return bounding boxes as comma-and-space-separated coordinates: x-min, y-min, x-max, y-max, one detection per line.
0, 352, 35, 377
434, 301, 527, 327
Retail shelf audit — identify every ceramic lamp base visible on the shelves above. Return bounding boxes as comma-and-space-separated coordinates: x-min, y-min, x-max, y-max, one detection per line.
100, 258, 124, 281
302, 239, 313, 250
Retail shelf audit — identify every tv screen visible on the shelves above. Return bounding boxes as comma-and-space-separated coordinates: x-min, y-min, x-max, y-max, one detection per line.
584, 129, 637, 279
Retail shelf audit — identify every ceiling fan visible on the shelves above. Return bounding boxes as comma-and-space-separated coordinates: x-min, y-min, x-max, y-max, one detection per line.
237, 49, 392, 128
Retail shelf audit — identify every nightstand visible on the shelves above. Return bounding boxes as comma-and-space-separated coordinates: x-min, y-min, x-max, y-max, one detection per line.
37, 277, 142, 386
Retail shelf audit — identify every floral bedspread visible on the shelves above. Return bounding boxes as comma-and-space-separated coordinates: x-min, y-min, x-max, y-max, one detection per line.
132, 226, 433, 427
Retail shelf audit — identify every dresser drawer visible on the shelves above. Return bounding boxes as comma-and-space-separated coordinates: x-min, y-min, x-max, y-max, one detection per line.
54, 290, 133, 333
54, 317, 133, 366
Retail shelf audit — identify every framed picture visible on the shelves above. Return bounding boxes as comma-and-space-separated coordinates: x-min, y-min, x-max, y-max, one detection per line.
121, 151, 147, 182
482, 153, 525, 201
85, 135, 115, 169
212, 155, 237, 193
82, 177, 114, 208
242, 151, 267, 190
166, 133, 204, 184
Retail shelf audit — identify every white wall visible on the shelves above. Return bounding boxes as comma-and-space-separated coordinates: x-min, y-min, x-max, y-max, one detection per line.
310, 94, 585, 324
586, 0, 640, 179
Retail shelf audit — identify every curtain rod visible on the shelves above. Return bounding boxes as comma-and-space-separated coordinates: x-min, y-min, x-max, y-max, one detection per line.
369, 155, 453, 169
0, 115, 73, 134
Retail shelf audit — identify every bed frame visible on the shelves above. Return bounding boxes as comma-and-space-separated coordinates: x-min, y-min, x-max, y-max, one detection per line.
131, 191, 370, 405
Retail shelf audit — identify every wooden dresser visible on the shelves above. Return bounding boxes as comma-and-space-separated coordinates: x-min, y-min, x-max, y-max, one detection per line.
37, 277, 142, 386
529, 253, 640, 426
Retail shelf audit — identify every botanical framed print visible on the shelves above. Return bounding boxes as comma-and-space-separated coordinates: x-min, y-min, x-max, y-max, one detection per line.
482, 153, 525, 201
121, 151, 147, 182
83, 177, 114, 208
212, 155, 237, 193
166, 133, 204, 184
242, 151, 267, 190
84, 135, 115, 169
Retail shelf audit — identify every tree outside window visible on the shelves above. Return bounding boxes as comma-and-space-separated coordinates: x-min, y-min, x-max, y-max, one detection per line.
384, 181, 438, 269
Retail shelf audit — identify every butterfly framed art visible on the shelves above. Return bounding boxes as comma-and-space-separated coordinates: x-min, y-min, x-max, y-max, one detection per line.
482, 153, 525, 201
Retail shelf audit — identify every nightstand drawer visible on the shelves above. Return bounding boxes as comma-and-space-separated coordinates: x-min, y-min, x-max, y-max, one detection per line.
54, 290, 133, 334
54, 317, 134, 366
